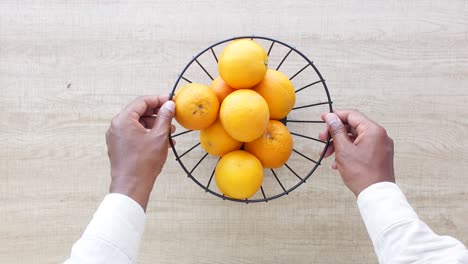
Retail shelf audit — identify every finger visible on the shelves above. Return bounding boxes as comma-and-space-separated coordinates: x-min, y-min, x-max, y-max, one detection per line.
152, 100, 175, 136
324, 113, 351, 151
168, 139, 176, 148
319, 126, 357, 142
320, 143, 335, 158
331, 160, 338, 170
145, 94, 169, 116
149, 94, 169, 115
140, 117, 176, 131
122, 95, 169, 120
318, 127, 329, 141
139, 115, 177, 131
321, 112, 327, 121
323, 112, 360, 136
344, 124, 358, 138
332, 109, 376, 135
139, 116, 156, 129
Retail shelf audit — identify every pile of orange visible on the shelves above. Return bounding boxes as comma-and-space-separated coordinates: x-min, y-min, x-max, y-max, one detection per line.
174, 39, 296, 200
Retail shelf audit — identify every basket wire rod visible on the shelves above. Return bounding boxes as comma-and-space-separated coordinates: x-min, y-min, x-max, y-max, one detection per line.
195, 59, 214, 81
181, 76, 192, 83
295, 80, 323, 93
210, 48, 218, 63
260, 186, 267, 201
267, 41, 275, 56
271, 169, 287, 193
289, 64, 310, 81
284, 163, 304, 181
287, 120, 325, 124
190, 152, 209, 174
170, 36, 334, 203
289, 132, 326, 144
276, 48, 293, 71
206, 167, 216, 191
292, 101, 331, 111
293, 148, 319, 164
176, 142, 200, 161
172, 130, 193, 138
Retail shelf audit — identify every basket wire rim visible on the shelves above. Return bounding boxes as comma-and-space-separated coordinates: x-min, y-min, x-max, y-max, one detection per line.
168, 35, 333, 203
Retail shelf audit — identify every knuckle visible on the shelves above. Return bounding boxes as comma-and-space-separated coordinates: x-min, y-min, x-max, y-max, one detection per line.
373, 125, 387, 136
110, 115, 121, 128
158, 109, 173, 120
155, 128, 170, 139
330, 122, 346, 135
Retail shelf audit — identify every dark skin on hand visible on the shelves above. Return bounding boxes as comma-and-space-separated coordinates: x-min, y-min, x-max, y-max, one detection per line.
105, 95, 176, 211
318, 110, 395, 196
105, 95, 394, 210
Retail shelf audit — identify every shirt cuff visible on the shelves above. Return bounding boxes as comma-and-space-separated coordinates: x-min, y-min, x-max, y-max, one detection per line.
82, 193, 146, 263
357, 182, 419, 245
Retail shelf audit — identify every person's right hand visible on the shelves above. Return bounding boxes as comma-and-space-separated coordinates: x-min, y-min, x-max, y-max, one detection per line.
318, 110, 395, 196
106, 95, 175, 211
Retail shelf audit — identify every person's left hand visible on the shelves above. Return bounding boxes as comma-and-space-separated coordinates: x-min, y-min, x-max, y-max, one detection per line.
105, 95, 176, 211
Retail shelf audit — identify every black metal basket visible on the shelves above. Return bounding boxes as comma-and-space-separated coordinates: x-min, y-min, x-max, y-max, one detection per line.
169, 36, 333, 203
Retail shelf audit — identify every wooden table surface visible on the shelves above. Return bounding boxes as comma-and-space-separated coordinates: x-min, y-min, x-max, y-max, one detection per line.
1, 1, 467, 263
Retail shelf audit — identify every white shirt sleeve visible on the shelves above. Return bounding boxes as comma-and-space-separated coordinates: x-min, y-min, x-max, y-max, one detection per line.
65, 193, 146, 264
358, 182, 468, 264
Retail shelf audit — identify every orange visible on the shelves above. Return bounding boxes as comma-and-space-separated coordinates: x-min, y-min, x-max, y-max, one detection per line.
209, 76, 235, 103
219, 89, 269, 142
200, 119, 243, 157
244, 120, 293, 168
218, 39, 268, 89
215, 150, 264, 199
253, 69, 296, 120
174, 83, 219, 130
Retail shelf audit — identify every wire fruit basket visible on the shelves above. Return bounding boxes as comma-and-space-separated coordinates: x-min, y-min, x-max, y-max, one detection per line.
169, 36, 333, 203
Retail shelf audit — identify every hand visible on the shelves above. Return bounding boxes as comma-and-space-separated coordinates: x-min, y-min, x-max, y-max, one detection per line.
105, 95, 176, 211
318, 110, 395, 196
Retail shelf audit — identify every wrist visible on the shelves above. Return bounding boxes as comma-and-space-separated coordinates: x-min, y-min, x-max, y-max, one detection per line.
109, 175, 154, 211
354, 179, 396, 197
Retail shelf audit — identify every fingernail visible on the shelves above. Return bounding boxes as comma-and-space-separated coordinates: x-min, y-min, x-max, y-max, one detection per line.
325, 113, 338, 124
164, 101, 175, 114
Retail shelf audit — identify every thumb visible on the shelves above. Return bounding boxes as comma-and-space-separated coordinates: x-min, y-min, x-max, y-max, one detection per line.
324, 113, 351, 151
152, 100, 175, 136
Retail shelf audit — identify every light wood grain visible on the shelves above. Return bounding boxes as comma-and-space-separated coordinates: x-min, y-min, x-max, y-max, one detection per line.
1, 1, 467, 263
